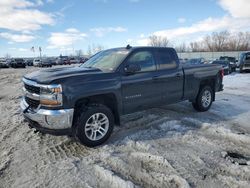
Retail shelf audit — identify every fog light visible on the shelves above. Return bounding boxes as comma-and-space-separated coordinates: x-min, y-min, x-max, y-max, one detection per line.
45, 114, 70, 129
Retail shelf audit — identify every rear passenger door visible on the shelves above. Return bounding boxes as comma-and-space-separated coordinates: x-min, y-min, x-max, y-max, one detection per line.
154, 48, 184, 104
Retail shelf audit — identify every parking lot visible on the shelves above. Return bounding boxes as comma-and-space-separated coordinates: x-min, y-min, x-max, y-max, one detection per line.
0, 66, 250, 188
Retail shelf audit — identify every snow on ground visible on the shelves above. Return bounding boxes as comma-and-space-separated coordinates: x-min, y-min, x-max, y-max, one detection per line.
0, 66, 250, 188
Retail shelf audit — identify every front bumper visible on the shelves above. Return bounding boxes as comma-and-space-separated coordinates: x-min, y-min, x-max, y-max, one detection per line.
242, 65, 250, 70
223, 68, 229, 75
21, 98, 74, 135
15, 64, 25, 67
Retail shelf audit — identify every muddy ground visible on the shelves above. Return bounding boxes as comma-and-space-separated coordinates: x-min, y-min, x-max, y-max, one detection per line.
0, 66, 250, 188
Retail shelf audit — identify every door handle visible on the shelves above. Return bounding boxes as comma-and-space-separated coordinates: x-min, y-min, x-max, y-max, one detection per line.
175, 73, 182, 78
152, 75, 159, 80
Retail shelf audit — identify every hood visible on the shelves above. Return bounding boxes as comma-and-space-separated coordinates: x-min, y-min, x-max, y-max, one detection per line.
24, 66, 102, 84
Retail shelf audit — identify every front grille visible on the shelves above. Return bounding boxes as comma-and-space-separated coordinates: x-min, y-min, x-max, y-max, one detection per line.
25, 97, 40, 109
24, 83, 40, 94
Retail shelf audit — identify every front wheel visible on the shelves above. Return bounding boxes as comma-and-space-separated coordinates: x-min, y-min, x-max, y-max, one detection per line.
192, 86, 213, 112
75, 104, 114, 147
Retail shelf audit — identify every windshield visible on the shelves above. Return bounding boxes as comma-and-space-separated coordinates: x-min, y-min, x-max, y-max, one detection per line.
80, 49, 129, 72
15, 59, 24, 62
187, 59, 199, 64
186, 59, 201, 64
219, 57, 235, 62
212, 61, 227, 65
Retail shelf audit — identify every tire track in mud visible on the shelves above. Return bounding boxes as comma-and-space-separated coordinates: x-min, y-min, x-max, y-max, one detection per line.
111, 113, 181, 144
150, 119, 250, 187
44, 140, 91, 162
114, 115, 248, 187
156, 144, 215, 187
92, 145, 190, 188
98, 111, 212, 187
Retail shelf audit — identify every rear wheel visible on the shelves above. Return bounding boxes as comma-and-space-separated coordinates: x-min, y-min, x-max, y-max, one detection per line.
75, 104, 114, 147
240, 66, 244, 73
192, 86, 213, 112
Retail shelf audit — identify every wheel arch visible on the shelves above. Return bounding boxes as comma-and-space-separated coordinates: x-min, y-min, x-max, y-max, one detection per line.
199, 78, 216, 101
73, 93, 120, 130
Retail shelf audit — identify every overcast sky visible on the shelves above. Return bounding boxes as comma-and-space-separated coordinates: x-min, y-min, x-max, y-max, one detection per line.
0, 0, 250, 57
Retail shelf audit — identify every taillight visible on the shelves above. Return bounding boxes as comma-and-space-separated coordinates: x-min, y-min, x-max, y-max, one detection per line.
220, 69, 224, 78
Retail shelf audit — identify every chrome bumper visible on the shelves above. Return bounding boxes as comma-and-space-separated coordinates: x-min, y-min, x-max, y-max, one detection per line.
242, 65, 250, 70
20, 98, 74, 129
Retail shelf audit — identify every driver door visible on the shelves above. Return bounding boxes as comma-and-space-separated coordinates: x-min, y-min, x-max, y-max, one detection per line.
121, 49, 162, 114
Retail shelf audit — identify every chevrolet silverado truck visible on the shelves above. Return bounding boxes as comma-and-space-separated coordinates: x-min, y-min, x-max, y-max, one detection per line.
21, 46, 224, 147
239, 52, 250, 73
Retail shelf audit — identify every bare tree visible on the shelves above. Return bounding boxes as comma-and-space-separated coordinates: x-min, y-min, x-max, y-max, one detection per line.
75, 49, 83, 57
148, 35, 169, 47
182, 31, 250, 52
92, 44, 105, 54
87, 45, 92, 57
203, 35, 213, 51
4, 53, 11, 59
190, 42, 205, 52
203, 31, 230, 51
86, 44, 105, 56
211, 31, 230, 51
234, 32, 250, 51
175, 42, 187, 52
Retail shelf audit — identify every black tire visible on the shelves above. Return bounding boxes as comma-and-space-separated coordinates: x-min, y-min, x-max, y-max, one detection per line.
75, 104, 114, 147
192, 86, 213, 112
240, 66, 244, 73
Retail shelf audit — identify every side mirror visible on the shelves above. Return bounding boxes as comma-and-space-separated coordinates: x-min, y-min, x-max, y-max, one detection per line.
124, 64, 141, 74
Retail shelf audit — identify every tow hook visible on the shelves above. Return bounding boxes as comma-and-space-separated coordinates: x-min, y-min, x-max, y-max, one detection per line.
23, 105, 30, 113
34, 130, 39, 133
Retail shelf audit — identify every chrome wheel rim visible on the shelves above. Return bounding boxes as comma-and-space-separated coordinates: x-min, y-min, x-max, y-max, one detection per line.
85, 113, 109, 141
201, 90, 212, 108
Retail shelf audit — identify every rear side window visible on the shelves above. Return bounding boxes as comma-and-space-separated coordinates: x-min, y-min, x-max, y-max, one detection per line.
127, 51, 156, 72
156, 49, 177, 70
246, 54, 250, 60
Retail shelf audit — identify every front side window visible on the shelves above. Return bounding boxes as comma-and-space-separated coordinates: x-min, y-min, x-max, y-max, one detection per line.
156, 49, 177, 70
126, 51, 156, 72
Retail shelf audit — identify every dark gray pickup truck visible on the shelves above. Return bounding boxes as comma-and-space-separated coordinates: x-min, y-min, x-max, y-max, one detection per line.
21, 46, 224, 147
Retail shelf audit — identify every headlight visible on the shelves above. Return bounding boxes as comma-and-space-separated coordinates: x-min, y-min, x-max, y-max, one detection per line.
40, 84, 62, 107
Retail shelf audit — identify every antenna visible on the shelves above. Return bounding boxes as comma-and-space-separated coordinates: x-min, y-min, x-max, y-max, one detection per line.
126, 44, 132, 49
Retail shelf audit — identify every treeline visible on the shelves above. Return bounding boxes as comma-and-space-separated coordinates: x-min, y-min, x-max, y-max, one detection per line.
148, 31, 250, 52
